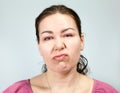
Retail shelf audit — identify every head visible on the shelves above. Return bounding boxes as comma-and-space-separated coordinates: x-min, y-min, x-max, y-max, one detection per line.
35, 5, 82, 43
35, 5, 88, 75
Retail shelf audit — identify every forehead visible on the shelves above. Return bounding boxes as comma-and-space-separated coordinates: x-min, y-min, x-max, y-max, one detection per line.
38, 13, 77, 32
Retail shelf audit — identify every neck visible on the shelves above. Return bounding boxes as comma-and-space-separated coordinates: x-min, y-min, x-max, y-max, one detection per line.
45, 68, 80, 89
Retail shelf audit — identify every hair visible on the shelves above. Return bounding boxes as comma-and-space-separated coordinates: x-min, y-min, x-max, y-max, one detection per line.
35, 5, 88, 75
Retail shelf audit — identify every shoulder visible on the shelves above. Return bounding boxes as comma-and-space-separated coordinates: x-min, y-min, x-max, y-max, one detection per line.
92, 79, 118, 93
3, 79, 32, 93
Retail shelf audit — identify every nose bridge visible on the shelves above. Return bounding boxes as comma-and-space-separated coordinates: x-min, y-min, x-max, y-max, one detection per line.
54, 36, 65, 50
56, 36, 63, 46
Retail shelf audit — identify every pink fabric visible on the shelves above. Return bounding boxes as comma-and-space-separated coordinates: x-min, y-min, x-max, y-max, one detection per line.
3, 80, 33, 93
92, 79, 118, 93
3, 79, 118, 93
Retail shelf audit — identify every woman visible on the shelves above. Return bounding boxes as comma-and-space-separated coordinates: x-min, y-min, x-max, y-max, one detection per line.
3, 5, 118, 93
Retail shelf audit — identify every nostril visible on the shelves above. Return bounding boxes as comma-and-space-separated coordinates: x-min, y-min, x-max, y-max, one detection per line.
54, 41, 66, 51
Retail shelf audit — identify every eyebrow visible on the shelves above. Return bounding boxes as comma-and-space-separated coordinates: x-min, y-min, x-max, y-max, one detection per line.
40, 28, 75, 35
41, 30, 53, 35
61, 28, 75, 33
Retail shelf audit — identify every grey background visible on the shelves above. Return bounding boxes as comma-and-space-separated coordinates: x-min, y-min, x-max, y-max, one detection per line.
0, 0, 120, 92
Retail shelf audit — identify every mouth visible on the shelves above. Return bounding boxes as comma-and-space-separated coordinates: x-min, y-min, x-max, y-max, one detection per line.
53, 54, 68, 61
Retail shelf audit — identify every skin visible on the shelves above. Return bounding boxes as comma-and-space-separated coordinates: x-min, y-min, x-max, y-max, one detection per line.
30, 13, 94, 93
39, 13, 84, 74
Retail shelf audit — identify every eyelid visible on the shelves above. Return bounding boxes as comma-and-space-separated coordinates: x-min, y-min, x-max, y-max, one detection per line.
63, 32, 74, 37
64, 33, 73, 37
43, 36, 54, 41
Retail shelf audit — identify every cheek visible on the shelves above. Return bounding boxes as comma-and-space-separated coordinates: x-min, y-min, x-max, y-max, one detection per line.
39, 44, 52, 60
72, 43, 81, 57
66, 39, 81, 60
67, 38, 81, 52
39, 45, 51, 58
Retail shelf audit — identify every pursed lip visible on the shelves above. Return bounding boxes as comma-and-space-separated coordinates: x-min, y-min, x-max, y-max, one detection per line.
53, 54, 68, 61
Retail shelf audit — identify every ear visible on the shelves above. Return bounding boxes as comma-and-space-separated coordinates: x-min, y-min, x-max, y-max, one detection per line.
80, 34, 84, 51
37, 43, 42, 56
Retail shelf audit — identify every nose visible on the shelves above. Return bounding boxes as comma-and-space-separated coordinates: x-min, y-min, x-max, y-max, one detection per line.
54, 38, 66, 51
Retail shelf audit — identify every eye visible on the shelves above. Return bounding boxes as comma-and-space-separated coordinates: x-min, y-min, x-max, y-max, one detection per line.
64, 34, 73, 37
43, 36, 53, 41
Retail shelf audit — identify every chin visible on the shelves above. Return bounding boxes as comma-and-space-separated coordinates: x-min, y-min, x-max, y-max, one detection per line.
56, 65, 76, 74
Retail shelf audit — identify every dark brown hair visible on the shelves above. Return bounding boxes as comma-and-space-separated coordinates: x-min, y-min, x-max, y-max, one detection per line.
35, 5, 88, 75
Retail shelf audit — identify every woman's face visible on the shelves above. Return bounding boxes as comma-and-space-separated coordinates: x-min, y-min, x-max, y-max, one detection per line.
38, 13, 84, 73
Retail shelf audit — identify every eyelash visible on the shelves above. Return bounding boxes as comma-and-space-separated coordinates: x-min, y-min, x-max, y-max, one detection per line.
64, 34, 73, 37
43, 34, 73, 41
43, 36, 53, 41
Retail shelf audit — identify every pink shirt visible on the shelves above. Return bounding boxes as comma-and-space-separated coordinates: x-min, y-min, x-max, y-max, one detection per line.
3, 79, 118, 93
